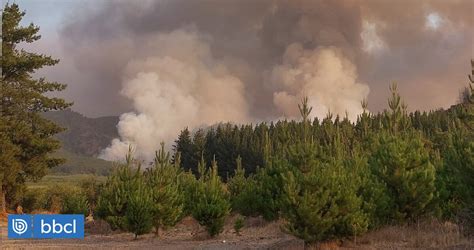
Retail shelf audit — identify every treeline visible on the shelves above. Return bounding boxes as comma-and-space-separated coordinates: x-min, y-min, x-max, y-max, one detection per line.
94, 79, 473, 242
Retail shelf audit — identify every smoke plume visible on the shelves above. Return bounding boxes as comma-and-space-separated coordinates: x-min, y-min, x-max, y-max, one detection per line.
269, 43, 370, 121
47, 0, 471, 160
99, 29, 250, 160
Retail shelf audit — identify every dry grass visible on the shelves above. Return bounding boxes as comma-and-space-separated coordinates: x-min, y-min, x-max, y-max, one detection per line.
309, 219, 473, 249
2, 214, 472, 249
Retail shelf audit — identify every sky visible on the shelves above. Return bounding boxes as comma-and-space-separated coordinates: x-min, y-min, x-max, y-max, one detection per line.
10, 0, 474, 159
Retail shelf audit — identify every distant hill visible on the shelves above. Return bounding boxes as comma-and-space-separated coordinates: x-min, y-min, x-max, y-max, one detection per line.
42, 109, 119, 175
43, 109, 119, 157
50, 149, 114, 176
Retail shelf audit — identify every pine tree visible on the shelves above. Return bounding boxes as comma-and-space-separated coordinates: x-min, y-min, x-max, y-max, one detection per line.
369, 131, 436, 221
125, 179, 153, 239
227, 156, 260, 216
1, 3, 71, 212
145, 142, 184, 237
437, 122, 474, 219
192, 156, 230, 237
96, 148, 142, 230
298, 96, 313, 141
281, 131, 368, 242
173, 128, 194, 170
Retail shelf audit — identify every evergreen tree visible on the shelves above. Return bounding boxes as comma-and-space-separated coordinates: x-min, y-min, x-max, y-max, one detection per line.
192, 157, 230, 237
369, 131, 436, 221
227, 156, 260, 216
96, 149, 142, 230
173, 128, 194, 169
437, 123, 474, 219
61, 189, 89, 216
1, 3, 71, 212
281, 127, 368, 242
125, 179, 154, 239
145, 143, 184, 237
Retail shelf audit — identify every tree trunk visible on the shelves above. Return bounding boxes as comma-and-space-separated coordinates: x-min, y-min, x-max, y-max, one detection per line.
1, 186, 6, 214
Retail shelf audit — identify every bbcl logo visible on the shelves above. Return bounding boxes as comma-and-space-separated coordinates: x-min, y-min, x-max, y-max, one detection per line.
8, 214, 84, 239
11, 218, 29, 235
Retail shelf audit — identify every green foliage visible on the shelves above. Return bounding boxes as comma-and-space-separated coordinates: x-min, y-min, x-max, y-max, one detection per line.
21, 188, 48, 213
437, 125, 474, 220
1, 3, 71, 211
234, 215, 245, 235
251, 160, 287, 221
281, 134, 368, 242
125, 179, 154, 239
144, 143, 184, 235
61, 191, 89, 216
179, 170, 200, 217
51, 149, 114, 176
369, 131, 436, 221
96, 150, 142, 230
227, 156, 260, 216
352, 152, 392, 228
21, 184, 89, 215
192, 157, 231, 237
79, 176, 103, 210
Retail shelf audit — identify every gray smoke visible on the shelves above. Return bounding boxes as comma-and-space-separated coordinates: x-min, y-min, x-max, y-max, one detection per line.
52, 0, 471, 160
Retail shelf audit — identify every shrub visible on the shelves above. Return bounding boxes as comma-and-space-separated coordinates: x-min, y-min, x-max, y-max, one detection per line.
192, 157, 230, 237
61, 191, 89, 216
21, 188, 47, 213
79, 176, 102, 210
39, 184, 89, 215
234, 215, 244, 235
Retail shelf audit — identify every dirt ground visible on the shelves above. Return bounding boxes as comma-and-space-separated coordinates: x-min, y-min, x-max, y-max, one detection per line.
0, 215, 304, 249
0, 215, 472, 249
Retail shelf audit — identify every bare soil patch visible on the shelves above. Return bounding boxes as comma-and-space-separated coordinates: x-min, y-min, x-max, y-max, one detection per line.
1, 215, 472, 249
0, 215, 304, 249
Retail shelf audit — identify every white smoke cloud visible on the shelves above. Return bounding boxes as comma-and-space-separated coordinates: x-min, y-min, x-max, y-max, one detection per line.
100, 31, 370, 161
269, 43, 370, 121
99, 30, 249, 160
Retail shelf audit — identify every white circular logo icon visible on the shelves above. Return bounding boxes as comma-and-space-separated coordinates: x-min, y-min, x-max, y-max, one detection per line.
12, 219, 28, 235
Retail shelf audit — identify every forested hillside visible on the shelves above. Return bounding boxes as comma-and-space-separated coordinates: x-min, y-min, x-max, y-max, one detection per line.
39, 109, 118, 175
43, 109, 119, 157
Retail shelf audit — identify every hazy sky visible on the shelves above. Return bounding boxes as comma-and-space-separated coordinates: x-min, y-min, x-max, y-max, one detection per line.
14, 0, 474, 119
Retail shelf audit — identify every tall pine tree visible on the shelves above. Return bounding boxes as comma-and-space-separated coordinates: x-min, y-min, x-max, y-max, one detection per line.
1, 3, 71, 212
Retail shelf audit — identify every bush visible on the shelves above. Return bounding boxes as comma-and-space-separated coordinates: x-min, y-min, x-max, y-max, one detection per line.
22, 184, 90, 215
79, 176, 102, 210
192, 158, 230, 237
61, 191, 89, 216
234, 215, 244, 235
22, 188, 47, 213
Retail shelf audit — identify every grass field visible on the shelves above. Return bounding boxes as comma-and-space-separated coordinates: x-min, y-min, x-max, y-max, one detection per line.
26, 174, 107, 189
